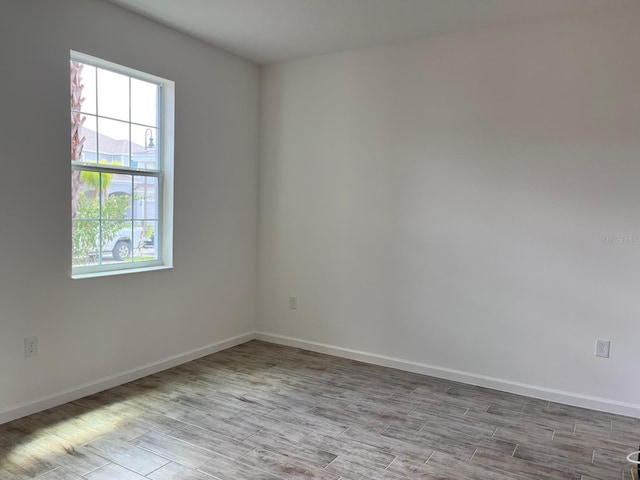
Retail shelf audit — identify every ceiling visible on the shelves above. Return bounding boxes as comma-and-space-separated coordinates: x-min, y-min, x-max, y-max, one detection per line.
106, 0, 636, 65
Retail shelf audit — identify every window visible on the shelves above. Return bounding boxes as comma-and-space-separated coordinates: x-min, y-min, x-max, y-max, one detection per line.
71, 51, 174, 277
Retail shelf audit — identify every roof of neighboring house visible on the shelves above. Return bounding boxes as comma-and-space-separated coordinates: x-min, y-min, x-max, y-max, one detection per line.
80, 127, 150, 155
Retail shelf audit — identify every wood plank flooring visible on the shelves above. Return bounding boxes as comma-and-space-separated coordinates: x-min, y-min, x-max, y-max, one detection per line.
1, 340, 638, 479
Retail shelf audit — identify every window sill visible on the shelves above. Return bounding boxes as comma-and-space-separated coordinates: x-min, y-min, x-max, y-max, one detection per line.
72, 265, 173, 280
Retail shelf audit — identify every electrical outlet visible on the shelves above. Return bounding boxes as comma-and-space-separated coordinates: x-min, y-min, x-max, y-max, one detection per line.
289, 296, 297, 310
24, 337, 38, 358
595, 339, 610, 358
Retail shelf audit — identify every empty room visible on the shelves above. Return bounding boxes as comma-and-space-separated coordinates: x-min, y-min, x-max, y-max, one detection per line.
1, 0, 640, 478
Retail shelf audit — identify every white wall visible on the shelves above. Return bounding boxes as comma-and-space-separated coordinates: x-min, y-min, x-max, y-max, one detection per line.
258, 5, 640, 414
0, 0, 258, 420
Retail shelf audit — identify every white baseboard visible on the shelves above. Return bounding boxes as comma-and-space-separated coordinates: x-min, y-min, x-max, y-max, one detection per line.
0, 332, 256, 425
255, 332, 640, 418
4, 330, 638, 425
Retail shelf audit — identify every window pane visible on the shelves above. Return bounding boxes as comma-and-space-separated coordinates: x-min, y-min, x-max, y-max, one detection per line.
97, 117, 129, 166
102, 220, 133, 264
70, 62, 96, 115
134, 220, 158, 262
80, 63, 96, 115
76, 180, 99, 218
72, 220, 99, 266
134, 176, 158, 220
131, 125, 158, 170
97, 68, 129, 121
131, 78, 158, 127
105, 173, 133, 219
78, 114, 97, 163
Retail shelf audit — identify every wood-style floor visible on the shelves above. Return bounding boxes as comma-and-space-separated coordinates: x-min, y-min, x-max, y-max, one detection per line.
0, 340, 638, 479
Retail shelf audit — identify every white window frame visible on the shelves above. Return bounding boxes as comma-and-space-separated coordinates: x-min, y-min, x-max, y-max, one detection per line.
71, 51, 174, 278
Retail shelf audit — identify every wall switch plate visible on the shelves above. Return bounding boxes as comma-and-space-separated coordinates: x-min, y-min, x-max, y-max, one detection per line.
289, 296, 297, 309
24, 336, 38, 358
595, 339, 610, 358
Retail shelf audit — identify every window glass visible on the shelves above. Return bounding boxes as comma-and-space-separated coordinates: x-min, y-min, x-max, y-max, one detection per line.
97, 68, 129, 121
71, 52, 172, 276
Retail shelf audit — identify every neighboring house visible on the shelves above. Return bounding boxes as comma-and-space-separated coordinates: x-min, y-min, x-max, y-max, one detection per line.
79, 126, 154, 167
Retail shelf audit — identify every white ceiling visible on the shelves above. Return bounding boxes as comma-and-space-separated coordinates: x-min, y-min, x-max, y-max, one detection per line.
106, 0, 636, 65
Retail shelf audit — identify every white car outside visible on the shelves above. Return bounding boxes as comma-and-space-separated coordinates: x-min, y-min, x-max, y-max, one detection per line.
102, 226, 152, 261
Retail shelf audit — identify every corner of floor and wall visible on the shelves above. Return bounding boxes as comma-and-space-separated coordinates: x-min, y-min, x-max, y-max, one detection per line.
1, 0, 640, 426
253, 2, 640, 419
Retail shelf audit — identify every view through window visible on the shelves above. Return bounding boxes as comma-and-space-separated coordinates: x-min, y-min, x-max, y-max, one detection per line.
71, 52, 172, 275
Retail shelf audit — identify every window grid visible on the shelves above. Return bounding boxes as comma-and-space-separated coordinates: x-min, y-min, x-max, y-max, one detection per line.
71, 52, 168, 275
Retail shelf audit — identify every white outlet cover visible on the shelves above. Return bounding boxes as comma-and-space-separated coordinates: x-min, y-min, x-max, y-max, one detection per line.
595, 339, 610, 358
